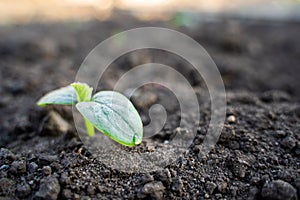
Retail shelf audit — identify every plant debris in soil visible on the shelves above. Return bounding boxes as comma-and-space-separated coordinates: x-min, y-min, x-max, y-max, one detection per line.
0, 14, 300, 199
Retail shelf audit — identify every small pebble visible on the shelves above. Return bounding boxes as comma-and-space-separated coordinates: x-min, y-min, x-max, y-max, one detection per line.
206, 181, 217, 194
9, 160, 27, 175
227, 115, 236, 123
280, 136, 296, 150
16, 183, 31, 198
219, 127, 235, 143
217, 181, 228, 193
138, 181, 165, 199
40, 111, 71, 136
0, 148, 16, 162
230, 186, 238, 197
147, 145, 156, 152
0, 165, 9, 170
43, 166, 52, 176
139, 173, 154, 184
274, 130, 287, 138
61, 189, 72, 199
28, 162, 38, 173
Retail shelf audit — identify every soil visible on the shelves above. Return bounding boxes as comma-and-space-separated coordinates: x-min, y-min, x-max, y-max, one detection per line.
0, 13, 300, 199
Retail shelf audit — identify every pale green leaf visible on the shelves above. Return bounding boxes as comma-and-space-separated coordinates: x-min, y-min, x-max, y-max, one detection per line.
76, 91, 143, 146
37, 85, 77, 107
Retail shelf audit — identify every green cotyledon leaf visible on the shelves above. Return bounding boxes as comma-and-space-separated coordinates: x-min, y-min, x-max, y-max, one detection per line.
37, 85, 77, 107
76, 91, 143, 146
71, 82, 93, 102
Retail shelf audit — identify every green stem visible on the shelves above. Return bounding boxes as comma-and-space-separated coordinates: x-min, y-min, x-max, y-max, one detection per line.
84, 117, 95, 137
71, 82, 95, 137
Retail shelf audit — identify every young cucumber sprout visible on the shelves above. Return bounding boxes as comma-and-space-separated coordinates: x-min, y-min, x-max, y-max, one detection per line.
37, 82, 143, 147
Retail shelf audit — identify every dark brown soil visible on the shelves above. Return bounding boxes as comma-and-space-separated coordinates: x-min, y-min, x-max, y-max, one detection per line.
0, 14, 300, 199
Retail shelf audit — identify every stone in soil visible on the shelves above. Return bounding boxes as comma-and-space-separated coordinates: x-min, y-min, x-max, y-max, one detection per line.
33, 176, 60, 200
16, 183, 31, 198
28, 162, 39, 173
274, 130, 287, 138
206, 181, 217, 194
156, 169, 172, 185
61, 189, 72, 199
217, 181, 228, 193
42, 166, 52, 176
261, 180, 297, 200
280, 136, 296, 151
9, 160, 27, 175
39, 155, 58, 165
0, 148, 16, 163
139, 173, 154, 184
40, 111, 71, 136
227, 115, 237, 123
226, 153, 250, 178
0, 177, 14, 195
219, 125, 235, 143
138, 181, 165, 199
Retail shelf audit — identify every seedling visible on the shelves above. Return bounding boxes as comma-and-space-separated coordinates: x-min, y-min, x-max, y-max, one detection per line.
37, 82, 143, 147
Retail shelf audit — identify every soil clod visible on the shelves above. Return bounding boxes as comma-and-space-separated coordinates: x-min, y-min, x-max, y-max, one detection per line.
138, 181, 165, 199
261, 180, 298, 200
34, 176, 60, 200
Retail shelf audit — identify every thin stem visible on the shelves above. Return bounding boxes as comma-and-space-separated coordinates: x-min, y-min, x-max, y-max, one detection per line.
71, 83, 95, 137
84, 117, 95, 137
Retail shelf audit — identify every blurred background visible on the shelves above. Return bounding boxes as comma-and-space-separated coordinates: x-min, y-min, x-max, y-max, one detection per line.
1, 0, 300, 100
1, 0, 300, 24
